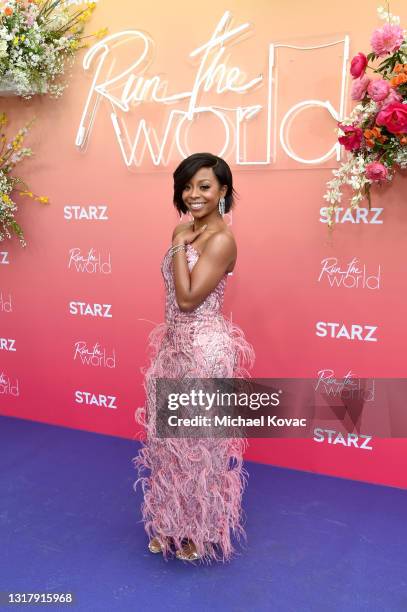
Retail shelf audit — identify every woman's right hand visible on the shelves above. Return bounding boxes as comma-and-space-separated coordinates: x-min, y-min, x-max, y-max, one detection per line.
172, 222, 207, 247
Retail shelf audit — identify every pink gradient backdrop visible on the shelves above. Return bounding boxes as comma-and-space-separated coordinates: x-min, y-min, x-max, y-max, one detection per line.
1, 0, 406, 488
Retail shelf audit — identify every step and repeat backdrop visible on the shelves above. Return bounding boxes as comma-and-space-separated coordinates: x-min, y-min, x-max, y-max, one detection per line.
1, 0, 406, 488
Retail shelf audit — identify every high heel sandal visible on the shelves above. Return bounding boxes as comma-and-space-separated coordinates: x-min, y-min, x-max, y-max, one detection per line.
148, 537, 163, 554
148, 536, 174, 554
175, 540, 200, 561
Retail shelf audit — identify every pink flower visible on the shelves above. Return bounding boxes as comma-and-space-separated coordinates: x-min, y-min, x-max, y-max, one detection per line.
338, 124, 363, 151
376, 102, 407, 134
365, 161, 388, 182
371, 24, 404, 57
350, 53, 368, 78
351, 75, 370, 100
367, 78, 390, 101
379, 88, 402, 109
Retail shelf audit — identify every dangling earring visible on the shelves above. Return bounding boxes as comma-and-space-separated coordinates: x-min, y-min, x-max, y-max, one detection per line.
218, 196, 226, 216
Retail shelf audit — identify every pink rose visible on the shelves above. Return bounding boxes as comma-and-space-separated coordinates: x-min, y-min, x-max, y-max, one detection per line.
365, 162, 388, 182
371, 24, 404, 57
338, 124, 363, 151
376, 102, 407, 134
351, 75, 370, 100
378, 88, 402, 109
367, 78, 390, 101
350, 53, 368, 78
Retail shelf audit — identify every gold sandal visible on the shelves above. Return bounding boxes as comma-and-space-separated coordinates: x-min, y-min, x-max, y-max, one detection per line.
148, 537, 163, 554
175, 540, 200, 561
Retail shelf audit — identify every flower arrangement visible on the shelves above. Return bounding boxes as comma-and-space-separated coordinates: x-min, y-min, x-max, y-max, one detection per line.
0, 112, 48, 246
0, 0, 108, 98
324, 3, 407, 226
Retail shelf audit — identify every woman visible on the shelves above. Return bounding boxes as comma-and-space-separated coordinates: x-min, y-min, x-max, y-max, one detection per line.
133, 152, 255, 563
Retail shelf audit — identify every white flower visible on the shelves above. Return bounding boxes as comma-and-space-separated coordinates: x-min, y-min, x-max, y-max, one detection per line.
0, 39, 7, 58
350, 177, 361, 190
377, 5, 400, 25
45, 13, 69, 32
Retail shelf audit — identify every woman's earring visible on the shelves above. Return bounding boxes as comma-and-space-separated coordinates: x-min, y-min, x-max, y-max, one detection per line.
218, 196, 226, 216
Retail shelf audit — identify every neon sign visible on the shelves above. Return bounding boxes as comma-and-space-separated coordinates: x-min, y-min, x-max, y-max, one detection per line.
76, 11, 349, 167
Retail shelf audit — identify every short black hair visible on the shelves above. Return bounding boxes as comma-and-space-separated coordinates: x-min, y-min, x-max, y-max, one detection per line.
173, 152, 236, 215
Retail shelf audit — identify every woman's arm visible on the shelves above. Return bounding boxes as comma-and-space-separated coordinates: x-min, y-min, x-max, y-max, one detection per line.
172, 230, 236, 312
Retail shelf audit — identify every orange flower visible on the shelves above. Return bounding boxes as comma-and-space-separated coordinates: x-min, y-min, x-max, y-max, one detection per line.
390, 73, 407, 87
364, 126, 387, 145
4, 7, 13, 15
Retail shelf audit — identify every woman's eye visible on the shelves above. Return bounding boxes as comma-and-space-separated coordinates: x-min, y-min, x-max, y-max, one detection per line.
183, 185, 210, 191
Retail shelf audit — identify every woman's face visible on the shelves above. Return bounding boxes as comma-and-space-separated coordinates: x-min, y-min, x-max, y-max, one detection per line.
182, 167, 227, 219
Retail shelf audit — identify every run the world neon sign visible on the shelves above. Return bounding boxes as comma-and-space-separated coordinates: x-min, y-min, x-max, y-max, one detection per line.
75, 11, 349, 167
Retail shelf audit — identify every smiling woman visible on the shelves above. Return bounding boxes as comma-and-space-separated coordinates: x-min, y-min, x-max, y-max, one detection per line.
133, 152, 255, 564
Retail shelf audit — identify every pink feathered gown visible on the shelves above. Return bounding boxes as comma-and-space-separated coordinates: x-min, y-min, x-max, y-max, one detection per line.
133, 243, 255, 563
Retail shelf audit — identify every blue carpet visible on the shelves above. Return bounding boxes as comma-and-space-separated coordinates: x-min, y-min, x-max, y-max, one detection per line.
0, 415, 405, 611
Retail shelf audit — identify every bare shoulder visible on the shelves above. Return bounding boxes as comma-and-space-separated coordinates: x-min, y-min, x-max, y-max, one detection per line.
172, 221, 191, 241
202, 229, 237, 259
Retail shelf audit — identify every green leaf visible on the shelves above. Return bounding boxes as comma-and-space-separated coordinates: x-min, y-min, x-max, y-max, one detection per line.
10, 219, 23, 237
365, 185, 372, 211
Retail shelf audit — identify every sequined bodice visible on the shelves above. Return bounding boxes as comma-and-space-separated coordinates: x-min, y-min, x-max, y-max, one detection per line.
161, 244, 228, 323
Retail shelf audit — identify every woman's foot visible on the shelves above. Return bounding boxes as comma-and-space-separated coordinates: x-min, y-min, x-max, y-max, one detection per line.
148, 536, 174, 554
175, 539, 200, 561
148, 537, 163, 554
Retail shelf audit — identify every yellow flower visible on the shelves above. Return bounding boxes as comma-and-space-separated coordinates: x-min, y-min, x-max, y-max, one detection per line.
12, 136, 23, 149
70, 39, 80, 50
21, 191, 34, 198
87, 2, 97, 10
95, 27, 108, 39
2, 194, 11, 204
36, 196, 49, 203
78, 9, 91, 22
20, 35, 25, 42
13, 36, 19, 46
0, 113, 7, 127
